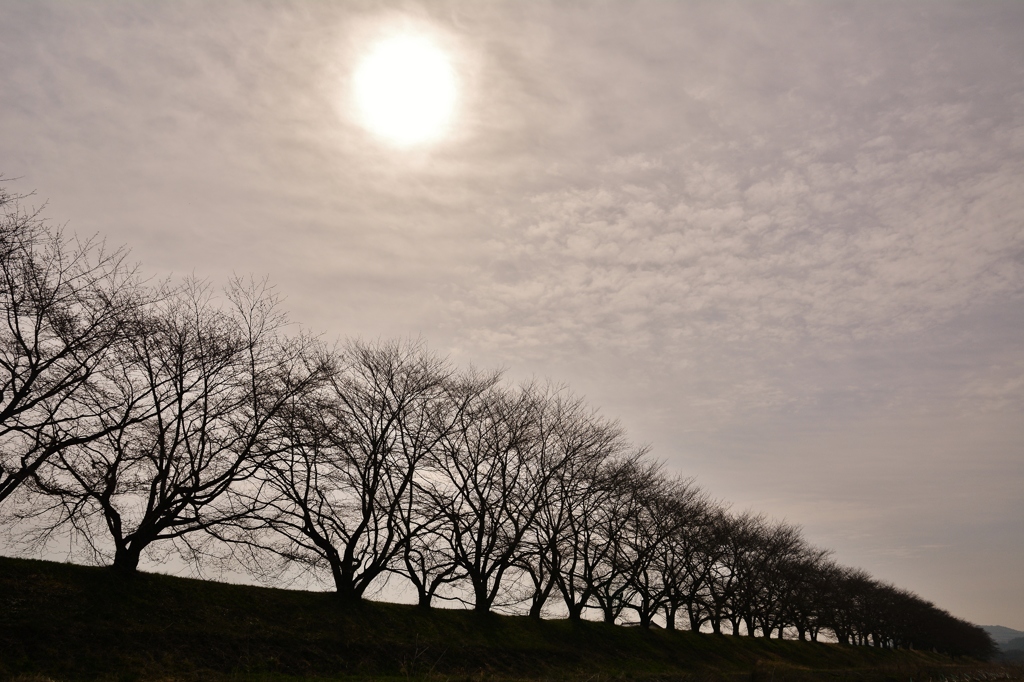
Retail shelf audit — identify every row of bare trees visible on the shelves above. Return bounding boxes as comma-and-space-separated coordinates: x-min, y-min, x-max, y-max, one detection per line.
0, 183, 995, 660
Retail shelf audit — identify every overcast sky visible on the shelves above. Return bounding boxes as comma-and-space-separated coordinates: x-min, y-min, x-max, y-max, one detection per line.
2, 1, 1022, 629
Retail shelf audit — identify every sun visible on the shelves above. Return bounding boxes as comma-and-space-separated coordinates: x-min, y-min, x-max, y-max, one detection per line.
353, 34, 457, 146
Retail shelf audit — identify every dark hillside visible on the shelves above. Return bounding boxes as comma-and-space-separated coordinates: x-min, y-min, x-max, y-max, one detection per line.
999, 638, 1024, 663
0, 557, 1016, 682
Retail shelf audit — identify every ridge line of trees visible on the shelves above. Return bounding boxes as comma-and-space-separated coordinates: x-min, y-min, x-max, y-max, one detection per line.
0, 182, 995, 660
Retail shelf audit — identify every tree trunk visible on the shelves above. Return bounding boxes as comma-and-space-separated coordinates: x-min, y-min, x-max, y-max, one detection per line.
473, 580, 493, 613
332, 562, 363, 603
335, 581, 362, 603
529, 577, 555, 619
112, 544, 141, 572
688, 605, 702, 632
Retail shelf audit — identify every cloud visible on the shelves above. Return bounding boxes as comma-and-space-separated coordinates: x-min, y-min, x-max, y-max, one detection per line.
451, 140, 1024, 355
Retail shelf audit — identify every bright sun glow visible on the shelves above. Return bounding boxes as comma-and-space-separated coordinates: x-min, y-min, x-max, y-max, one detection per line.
353, 35, 457, 146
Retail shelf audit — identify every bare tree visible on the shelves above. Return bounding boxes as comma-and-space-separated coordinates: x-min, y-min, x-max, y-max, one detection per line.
244, 339, 452, 601
23, 278, 320, 571
515, 391, 627, 619
748, 521, 808, 638
655, 486, 722, 632
776, 544, 832, 641
426, 379, 568, 613
396, 369, 496, 608
585, 456, 662, 625
397, 492, 463, 608
545, 443, 640, 622
616, 472, 710, 629
0, 184, 143, 505
705, 511, 764, 635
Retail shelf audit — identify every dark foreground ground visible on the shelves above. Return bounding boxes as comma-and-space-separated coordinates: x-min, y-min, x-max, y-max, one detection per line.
1, 556, 1020, 682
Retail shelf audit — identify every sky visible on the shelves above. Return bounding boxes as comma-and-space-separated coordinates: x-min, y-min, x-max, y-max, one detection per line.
1, 1, 1022, 629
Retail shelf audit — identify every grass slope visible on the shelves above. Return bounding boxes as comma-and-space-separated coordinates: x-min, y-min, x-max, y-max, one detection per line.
0, 556, 1012, 682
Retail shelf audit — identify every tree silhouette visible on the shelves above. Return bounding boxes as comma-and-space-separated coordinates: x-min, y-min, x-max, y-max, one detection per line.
24, 279, 322, 571
0, 184, 144, 505
2, 179, 998, 660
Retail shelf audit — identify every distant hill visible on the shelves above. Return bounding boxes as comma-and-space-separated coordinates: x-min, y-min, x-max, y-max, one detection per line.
981, 627, 1024, 663
982, 625, 1024, 646
0, 556, 1005, 682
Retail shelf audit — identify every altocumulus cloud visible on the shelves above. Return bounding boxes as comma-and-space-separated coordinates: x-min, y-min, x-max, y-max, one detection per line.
440, 42, 1024, 425
456, 147, 1020, 340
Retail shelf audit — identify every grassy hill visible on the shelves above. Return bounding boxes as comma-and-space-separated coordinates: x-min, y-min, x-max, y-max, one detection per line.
0, 556, 1016, 682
